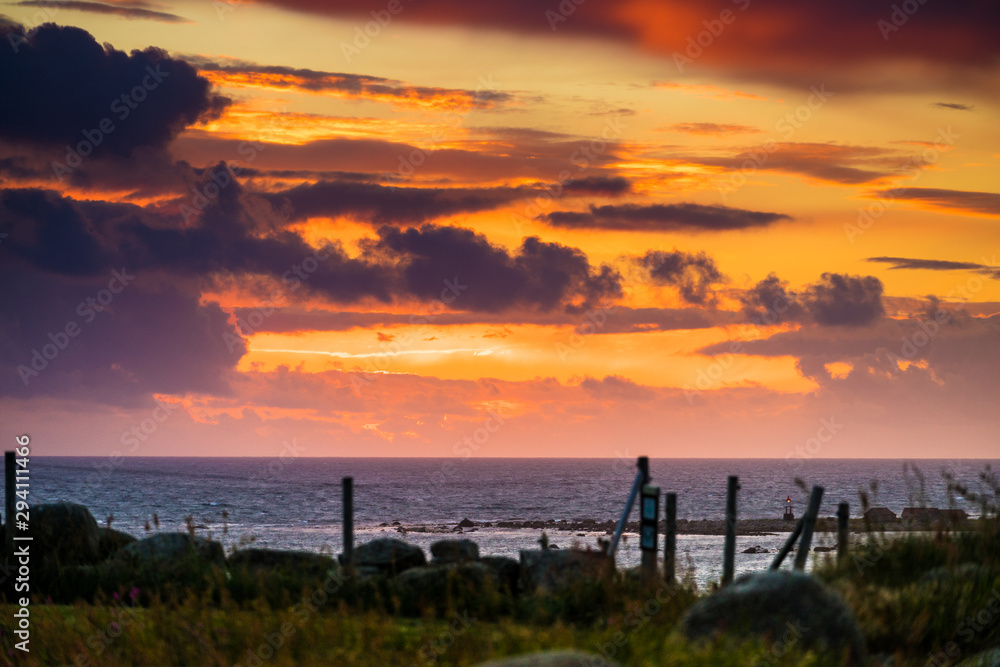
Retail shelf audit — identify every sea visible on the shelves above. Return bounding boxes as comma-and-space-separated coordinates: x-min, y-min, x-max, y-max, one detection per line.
15, 457, 998, 589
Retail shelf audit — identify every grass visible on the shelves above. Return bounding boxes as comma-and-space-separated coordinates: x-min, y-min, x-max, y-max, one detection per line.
5, 468, 998, 666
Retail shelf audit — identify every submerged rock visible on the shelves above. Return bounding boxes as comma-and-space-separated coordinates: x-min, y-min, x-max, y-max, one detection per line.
431, 539, 479, 564
681, 570, 865, 661
458, 518, 476, 528
353, 538, 426, 575
742, 545, 769, 554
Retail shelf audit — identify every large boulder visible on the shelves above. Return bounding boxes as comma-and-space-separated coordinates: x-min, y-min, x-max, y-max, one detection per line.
519, 549, 613, 592
481, 556, 520, 593
114, 533, 224, 567
353, 538, 426, 575
33, 503, 101, 567
229, 548, 336, 574
431, 539, 479, 564
681, 570, 865, 661
98, 527, 137, 559
395, 562, 497, 599
476, 650, 620, 666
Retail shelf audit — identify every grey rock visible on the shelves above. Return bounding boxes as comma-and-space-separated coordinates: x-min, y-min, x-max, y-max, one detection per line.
742, 545, 769, 554
394, 562, 497, 599
354, 538, 426, 575
33, 503, 101, 567
682, 570, 865, 661
115, 532, 224, 566
229, 548, 335, 573
431, 538, 479, 564
481, 556, 520, 592
98, 527, 137, 559
519, 549, 613, 592
476, 650, 619, 666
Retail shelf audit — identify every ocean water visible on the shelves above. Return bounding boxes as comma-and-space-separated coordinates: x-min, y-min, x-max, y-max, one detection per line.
13, 457, 997, 588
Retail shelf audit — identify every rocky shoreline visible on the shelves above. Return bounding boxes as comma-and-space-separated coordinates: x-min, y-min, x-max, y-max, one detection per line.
383, 515, 979, 536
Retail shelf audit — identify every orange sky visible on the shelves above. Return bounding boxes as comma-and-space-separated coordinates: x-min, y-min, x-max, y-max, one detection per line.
0, 0, 998, 457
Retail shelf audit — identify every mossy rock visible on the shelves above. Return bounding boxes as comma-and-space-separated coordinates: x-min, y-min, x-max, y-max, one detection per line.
99, 527, 137, 559
682, 570, 866, 662
33, 502, 101, 568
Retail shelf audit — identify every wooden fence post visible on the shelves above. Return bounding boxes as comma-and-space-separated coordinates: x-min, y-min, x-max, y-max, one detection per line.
342, 476, 354, 574
664, 492, 677, 585
837, 501, 850, 565
722, 475, 739, 586
793, 486, 825, 570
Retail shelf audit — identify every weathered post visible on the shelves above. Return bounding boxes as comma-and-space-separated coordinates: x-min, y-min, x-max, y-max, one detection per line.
637, 456, 649, 485
837, 501, 850, 565
722, 475, 739, 586
794, 485, 825, 570
5, 451, 14, 570
664, 492, 677, 585
640, 484, 660, 582
342, 476, 354, 574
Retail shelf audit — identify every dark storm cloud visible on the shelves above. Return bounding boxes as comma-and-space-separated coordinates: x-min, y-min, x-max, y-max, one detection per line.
372, 225, 622, 313
0, 23, 228, 155
543, 203, 789, 232
1, 172, 620, 313
872, 188, 1000, 216
867, 256, 998, 275
251, 0, 1000, 92
741, 273, 884, 326
13, 1, 188, 23
263, 180, 530, 224
0, 266, 244, 404
562, 176, 631, 196
635, 249, 725, 305
932, 102, 973, 111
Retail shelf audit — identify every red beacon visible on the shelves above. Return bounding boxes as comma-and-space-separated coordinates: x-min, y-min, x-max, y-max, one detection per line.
783, 496, 794, 521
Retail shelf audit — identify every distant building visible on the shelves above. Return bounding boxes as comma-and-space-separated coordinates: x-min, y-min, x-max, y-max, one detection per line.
939, 509, 969, 522
901, 507, 939, 521
864, 507, 897, 523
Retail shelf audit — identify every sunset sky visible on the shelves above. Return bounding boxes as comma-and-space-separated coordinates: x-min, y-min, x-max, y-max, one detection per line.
1, 0, 998, 458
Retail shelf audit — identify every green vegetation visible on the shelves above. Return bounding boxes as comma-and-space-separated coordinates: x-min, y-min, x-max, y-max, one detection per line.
4, 469, 998, 666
